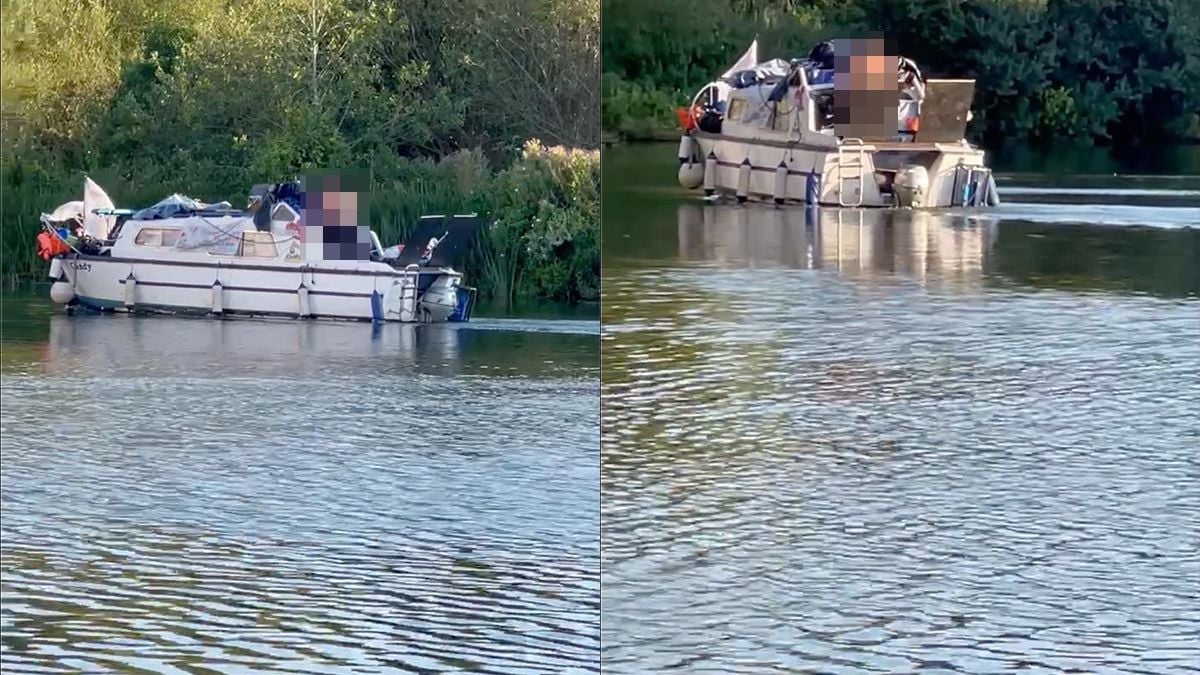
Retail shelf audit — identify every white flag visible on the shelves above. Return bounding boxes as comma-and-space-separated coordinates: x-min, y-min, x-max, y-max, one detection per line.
82, 176, 116, 239
720, 39, 758, 79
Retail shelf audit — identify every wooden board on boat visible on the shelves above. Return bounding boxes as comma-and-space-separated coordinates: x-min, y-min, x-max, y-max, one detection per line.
915, 79, 975, 143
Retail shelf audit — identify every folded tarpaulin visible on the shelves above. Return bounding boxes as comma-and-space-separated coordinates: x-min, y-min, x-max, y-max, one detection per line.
132, 194, 235, 220
722, 58, 793, 89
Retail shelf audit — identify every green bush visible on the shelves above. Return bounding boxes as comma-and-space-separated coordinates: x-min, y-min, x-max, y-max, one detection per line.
601, 74, 683, 140
474, 141, 600, 303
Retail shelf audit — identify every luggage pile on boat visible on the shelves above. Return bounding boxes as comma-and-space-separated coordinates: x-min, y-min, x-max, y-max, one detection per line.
681, 40, 932, 142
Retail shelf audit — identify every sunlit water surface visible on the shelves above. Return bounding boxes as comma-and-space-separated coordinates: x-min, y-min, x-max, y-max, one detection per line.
1, 297, 600, 674
600, 143, 1200, 674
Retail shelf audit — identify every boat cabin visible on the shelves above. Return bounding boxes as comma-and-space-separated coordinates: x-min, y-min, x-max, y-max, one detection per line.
685, 46, 976, 147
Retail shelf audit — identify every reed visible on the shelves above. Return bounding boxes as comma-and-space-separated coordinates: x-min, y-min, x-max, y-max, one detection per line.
1, 155, 73, 282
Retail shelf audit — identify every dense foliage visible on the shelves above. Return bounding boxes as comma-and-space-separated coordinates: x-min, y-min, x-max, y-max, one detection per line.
1, 0, 599, 303
602, 0, 1200, 145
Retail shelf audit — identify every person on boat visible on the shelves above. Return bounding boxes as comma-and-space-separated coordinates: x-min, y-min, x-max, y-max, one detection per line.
808, 40, 835, 71
898, 57, 925, 102
896, 56, 924, 141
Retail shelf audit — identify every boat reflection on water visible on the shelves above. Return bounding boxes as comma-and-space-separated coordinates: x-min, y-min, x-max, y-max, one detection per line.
40, 314, 462, 378
674, 201, 1200, 299
676, 202, 996, 286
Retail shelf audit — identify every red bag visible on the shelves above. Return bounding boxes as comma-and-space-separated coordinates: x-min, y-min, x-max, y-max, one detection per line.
36, 231, 70, 260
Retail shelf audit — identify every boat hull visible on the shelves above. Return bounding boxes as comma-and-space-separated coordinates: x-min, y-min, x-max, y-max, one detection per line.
51, 254, 474, 323
683, 132, 996, 209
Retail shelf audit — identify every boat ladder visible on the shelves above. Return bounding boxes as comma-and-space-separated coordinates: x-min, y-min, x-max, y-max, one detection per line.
400, 264, 421, 322
836, 138, 866, 207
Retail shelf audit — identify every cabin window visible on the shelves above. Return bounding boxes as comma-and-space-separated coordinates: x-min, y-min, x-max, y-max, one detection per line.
239, 231, 278, 259
133, 227, 182, 247
135, 229, 161, 247
727, 98, 747, 123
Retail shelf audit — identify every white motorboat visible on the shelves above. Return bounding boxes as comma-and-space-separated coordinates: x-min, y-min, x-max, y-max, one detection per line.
674, 40, 1000, 209
37, 179, 485, 323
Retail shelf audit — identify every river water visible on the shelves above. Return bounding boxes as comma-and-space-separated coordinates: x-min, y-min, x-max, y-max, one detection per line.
601, 143, 1200, 673
0, 296, 600, 673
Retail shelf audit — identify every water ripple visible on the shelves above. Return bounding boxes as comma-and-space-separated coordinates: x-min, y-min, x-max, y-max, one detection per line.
2, 311, 599, 673
600, 212, 1200, 673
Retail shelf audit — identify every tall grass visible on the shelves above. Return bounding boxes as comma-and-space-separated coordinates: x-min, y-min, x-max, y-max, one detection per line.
1, 153, 74, 280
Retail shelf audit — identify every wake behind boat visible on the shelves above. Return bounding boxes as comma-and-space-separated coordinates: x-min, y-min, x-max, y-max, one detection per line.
37, 179, 486, 323
675, 40, 1000, 209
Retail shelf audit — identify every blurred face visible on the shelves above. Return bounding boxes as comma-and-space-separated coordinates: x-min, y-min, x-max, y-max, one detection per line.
300, 171, 372, 261
832, 34, 900, 139
316, 191, 358, 227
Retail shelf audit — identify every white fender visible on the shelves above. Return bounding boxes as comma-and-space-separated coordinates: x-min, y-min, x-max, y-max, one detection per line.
677, 135, 694, 164
211, 280, 224, 315
737, 158, 752, 203
678, 160, 705, 189
49, 281, 75, 304
773, 162, 788, 205
703, 151, 718, 196
297, 283, 311, 318
123, 272, 137, 308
